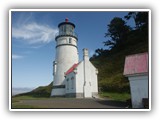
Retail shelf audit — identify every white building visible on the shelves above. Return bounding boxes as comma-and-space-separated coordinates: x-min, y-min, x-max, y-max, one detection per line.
51, 19, 98, 98
123, 52, 149, 108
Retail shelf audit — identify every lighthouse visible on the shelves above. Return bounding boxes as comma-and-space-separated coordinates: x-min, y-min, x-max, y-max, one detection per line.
51, 19, 98, 98
51, 19, 79, 97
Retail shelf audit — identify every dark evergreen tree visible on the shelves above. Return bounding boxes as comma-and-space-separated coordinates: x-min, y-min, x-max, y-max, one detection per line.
124, 12, 148, 29
104, 17, 131, 49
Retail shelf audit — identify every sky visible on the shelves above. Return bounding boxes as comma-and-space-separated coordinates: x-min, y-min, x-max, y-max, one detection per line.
11, 10, 135, 91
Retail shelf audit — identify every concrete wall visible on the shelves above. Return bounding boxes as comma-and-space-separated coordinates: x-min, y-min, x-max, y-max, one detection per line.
128, 74, 148, 108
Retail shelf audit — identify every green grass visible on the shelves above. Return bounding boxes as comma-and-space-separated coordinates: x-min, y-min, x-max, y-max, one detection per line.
12, 95, 47, 99
12, 95, 36, 100
12, 104, 40, 109
12, 95, 48, 103
99, 92, 131, 101
12, 95, 48, 108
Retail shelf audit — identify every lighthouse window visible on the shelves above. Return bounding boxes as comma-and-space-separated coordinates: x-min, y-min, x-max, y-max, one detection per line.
66, 25, 69, 34
63, 26, 66, 33
69, 38, 72, 44
70, 27, 73, 35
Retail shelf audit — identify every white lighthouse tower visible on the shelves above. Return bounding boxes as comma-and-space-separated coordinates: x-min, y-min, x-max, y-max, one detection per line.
51, 18, 79, 97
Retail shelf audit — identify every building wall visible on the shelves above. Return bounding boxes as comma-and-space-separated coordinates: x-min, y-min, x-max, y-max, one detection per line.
75, 62, 84, 97
65, 72, 76, 95
64, 62, 84, 98
51, 88, 65, 96
128, 75, 148, 108
75, 61, 98, 98
83, 58, 92, 97
64, 60, 98, 98
89, 62, 98, 97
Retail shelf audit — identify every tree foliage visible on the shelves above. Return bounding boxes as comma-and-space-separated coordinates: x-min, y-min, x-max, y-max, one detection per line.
104, 17, 131, 49
124, 12, 148, 29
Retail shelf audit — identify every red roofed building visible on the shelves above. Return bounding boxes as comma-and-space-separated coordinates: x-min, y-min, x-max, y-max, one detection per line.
64, 49, 98, 98
123, 52, 149, 108
123, 52, 148, 76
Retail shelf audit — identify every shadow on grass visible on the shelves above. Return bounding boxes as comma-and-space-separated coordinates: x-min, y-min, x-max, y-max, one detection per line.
96, 99, 128, 108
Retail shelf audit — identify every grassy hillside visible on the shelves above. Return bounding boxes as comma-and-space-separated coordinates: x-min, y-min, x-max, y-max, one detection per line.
14, 82, 53, 98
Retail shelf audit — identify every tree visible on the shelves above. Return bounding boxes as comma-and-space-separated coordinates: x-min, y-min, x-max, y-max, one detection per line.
95, 48, 109, 56
124, 12, 148, 29
104, 17, 131, 49
125, 12, 149, 44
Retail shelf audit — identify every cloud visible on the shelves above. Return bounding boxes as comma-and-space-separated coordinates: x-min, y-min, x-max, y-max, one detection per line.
12, 54, 24, 59
12, 22, 58, 44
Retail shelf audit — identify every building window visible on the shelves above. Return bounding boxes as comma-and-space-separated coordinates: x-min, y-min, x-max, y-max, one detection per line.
66, 79, 69, 90
71, 77, 74, 89
69, 38, 72, 44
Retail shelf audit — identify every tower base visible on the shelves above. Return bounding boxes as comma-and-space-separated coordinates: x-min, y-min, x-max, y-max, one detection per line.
51, 87, 65, 97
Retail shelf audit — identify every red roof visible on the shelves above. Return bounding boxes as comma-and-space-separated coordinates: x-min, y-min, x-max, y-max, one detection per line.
65, 63, 78, 75
123, 52, 148, 76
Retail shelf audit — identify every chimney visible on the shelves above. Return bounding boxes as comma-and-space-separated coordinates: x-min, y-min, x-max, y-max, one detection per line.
83, 48, 89, 61
83, 48, 92, 97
